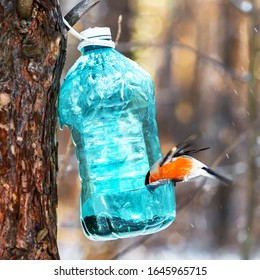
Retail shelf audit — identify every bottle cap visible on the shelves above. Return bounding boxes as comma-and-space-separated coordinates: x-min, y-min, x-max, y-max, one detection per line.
78, 27, 115, 51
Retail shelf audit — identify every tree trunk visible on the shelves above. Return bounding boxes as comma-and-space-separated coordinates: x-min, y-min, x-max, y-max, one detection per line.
0, 0, 66, 259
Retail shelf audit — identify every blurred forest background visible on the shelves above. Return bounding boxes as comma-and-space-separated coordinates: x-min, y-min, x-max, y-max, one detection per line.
57, 0, 260, 259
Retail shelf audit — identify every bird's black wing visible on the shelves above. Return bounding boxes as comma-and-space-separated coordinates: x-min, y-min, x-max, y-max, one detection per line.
160, 135, 210, 167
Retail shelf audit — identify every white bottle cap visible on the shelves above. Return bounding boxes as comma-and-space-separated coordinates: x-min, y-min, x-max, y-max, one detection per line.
78, 27, 115, 51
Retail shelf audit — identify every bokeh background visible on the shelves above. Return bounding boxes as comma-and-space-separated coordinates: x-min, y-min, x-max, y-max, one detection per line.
57, 0, 260, 260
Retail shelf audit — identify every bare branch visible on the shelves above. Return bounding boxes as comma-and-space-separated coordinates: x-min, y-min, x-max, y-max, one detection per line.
112, 236, 150, 260
117, 40, 251, 83
18, 0, 33, 19
64, 0, 100, 27
57, 135, 73, 185
115, 15, 123, 47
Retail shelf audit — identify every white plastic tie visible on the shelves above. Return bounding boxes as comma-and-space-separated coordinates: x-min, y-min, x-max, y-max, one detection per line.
63, 18, 86, 41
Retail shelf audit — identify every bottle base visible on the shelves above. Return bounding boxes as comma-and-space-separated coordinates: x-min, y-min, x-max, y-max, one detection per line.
81, 214, 175, 241
80, 181, 176, 241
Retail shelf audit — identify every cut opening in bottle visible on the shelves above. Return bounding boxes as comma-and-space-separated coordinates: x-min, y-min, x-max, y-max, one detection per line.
80, 180, 176, 241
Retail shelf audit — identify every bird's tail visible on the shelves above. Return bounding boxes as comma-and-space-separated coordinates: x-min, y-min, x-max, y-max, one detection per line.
202, 167, 233, 186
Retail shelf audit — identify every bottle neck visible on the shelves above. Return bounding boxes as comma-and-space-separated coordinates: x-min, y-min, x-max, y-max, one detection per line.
78, 39, 115, 52
81, 45, 113, 53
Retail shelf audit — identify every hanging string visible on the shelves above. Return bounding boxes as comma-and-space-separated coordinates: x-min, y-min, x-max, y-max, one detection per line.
63, 17, 87, 41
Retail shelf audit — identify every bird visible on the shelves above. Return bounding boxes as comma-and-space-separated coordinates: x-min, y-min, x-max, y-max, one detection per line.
145, 136, 233, 193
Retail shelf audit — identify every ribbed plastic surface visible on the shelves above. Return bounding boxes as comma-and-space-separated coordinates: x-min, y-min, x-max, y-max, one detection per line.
58, 44, 176, 240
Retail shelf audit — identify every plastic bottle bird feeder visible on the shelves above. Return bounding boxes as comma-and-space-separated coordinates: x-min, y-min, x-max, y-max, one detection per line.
58, 27, 176, 241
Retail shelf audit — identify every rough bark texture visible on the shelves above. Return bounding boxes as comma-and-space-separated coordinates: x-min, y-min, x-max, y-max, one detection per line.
0, 0, 66, 259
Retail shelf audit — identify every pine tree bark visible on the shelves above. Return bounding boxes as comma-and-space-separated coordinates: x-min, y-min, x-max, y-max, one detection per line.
0, 0, 66, 259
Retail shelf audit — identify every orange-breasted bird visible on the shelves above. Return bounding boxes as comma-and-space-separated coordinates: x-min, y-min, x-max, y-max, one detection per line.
145, 137, 232, 192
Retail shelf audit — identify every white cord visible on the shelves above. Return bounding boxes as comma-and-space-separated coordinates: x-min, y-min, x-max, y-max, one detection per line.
63, 17, 86, 41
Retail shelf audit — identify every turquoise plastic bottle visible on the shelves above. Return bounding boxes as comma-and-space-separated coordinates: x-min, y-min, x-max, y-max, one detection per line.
58, 27, 176, 240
